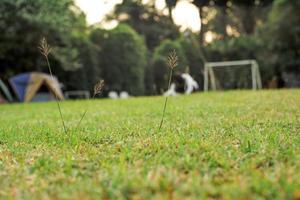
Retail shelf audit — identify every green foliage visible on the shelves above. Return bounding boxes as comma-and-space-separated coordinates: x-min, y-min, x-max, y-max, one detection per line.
192, 0, 274, 41
230, 0, 274, 35
63, 38, 101, 91
232, 0, 274, 6
178, 32, 205, 89
206, 36, 259, 61
262, 0, 300, 73
0, 0, 299, 92
110, 0, 180, 50
152, 40, 187, 93
0, 0, 85, 72
0, 0, 100, 91
0, 90, 300, 199
91, 24, 147, 95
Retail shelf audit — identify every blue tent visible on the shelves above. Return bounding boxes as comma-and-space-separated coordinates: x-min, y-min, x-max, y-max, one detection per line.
0, 79, 13, 102
9, 73, 30, 102
9, 72, 64, 102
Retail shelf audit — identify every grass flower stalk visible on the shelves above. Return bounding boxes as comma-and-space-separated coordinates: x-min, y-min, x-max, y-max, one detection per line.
39, 37, 68, 135
75, 80, 105, 131
159, 50, 178, 130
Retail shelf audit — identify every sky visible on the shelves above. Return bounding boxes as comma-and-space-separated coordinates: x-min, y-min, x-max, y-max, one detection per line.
75, 0, 200, 32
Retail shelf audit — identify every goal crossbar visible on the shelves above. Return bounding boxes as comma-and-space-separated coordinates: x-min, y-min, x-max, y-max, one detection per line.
204, 60, 262, 91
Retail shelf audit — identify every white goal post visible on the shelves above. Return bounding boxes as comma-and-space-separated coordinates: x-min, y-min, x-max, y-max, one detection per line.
204, 60, 262, 91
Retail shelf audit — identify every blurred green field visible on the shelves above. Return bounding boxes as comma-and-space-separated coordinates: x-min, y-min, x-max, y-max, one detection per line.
0, 90, 300, 199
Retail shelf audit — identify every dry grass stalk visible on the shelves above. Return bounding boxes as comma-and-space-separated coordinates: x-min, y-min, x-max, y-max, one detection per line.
39, 37, 68, 135
167, 49, 178, 69
39, 38, 52, 57
93, 80, 105, 98
76, 80, 105, 131
159, 50, 178, 130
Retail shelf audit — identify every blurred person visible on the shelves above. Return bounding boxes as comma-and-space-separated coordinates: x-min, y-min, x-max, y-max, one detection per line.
164, 73, 199, 96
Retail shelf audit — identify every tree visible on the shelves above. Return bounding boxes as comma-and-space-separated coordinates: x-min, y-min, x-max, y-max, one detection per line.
190, 0, 274, 44
165, 0, 178, 22
64, 38, 100, 91
179, 32, 205, 89
262, 0, 300, 74
91, 24, 147, 95
0, 0, 91, 88
230, 0, 274, 34
213, 0, 229, 38
192, 0, 211, 44
152, 39, 187, 93
108, 0, 180, 50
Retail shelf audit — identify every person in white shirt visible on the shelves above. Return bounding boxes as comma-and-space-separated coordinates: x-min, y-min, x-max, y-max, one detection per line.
164, 73, 199, 96
181, 73, 199, 94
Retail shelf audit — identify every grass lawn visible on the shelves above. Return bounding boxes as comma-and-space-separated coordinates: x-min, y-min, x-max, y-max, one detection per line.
0, 90, 300, 199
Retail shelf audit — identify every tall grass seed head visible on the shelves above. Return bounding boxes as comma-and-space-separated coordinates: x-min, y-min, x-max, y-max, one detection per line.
94, 80, 105, 96
39, 37, 52, 57
167, 49, 178, 69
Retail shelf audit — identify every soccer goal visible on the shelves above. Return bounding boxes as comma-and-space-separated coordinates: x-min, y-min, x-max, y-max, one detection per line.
204, 60, 262, 91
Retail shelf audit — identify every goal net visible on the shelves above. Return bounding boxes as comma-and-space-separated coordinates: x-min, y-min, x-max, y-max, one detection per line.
204, 60, 262, 91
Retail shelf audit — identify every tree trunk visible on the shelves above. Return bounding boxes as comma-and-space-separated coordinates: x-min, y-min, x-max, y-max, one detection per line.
219, 6, 228, 38
168, 7, 174, 23
199, 6, 205, 45
198, 6, 208, 63
241, 7, 255, 34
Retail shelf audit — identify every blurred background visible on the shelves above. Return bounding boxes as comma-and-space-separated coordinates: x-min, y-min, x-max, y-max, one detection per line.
0, 0, 299, 101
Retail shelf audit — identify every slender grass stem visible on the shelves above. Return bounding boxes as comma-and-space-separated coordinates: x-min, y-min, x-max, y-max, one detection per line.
159, 68, 173, 130
75, 80, 104, 132
158, 50, 178, 130
75, 94, 95, 132
45, 56, 68, 135
39, 38, 67, 135
76, 110, 88, 131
